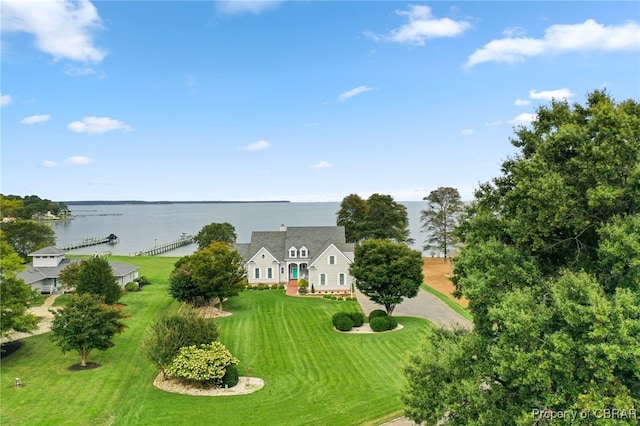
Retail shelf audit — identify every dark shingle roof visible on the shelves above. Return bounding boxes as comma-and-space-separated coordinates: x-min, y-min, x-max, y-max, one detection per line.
235, 226, 354, 262
28, 246, 66, 256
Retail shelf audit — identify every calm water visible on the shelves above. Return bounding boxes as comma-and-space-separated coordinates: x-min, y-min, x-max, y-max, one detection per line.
50, 202, 427, 257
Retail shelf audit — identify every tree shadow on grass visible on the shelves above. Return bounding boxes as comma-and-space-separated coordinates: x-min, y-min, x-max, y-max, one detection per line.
67, 362, 101, 371
1, 341, 24, 359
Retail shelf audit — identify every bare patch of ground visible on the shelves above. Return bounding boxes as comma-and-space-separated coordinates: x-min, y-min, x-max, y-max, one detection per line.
422, 258, 468, 308
153, 374, 264, 396
68, 362, 100, 371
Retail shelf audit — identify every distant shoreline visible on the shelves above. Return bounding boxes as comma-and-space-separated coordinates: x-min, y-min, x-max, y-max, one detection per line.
60, 200, 291, 206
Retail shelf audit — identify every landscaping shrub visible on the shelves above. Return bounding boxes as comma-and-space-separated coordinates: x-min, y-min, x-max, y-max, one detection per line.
311, 284, 315, 294
369, 316, 398, 332
277, 285, 284, 290
335, 317, 354, 331
348, 312, 365, 327
368, 309, 387, 322
298, 286, 308, 295
332, 312, 350, 327
257, 284, 269, 290
221, 364, 239, 388
166, 341, 239, 388
270, 284, 279, 290
135, 276, 151, 287
124, 281, 139, 292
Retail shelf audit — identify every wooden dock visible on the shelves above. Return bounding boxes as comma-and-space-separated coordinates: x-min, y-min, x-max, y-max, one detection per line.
62, 234, 119, 251
133, 235, 194, 256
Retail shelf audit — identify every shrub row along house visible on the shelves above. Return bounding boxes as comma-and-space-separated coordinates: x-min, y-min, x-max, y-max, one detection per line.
234, 225, 355, 293
18, 246, 139, 294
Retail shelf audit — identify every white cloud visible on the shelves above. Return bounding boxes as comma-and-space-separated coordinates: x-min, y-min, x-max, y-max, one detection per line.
1, 93, 12, 107
1, 0, 106, 63
368, 5, 471, 45
485, 120, 502, 126
216, 1, 281, 15
20, 114, 51, 124
529, 88, 575, 101
510, 113, 537, 126
466, 19, 640, 67
64, 65, 98, 77
312, 160, 332, 169
65, 155, 93, 165
68, 116, 132, 134
243, 140, 271, 151
42, 160, 57, 168
339, 86, 373, 102
515, 99, 530, 106
461, 129, 474, 136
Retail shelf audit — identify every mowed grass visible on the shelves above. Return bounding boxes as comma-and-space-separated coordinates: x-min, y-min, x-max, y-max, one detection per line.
1, 256, 431, 426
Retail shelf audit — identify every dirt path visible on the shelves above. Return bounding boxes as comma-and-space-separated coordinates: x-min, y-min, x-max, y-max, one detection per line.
422, 257, 467, 308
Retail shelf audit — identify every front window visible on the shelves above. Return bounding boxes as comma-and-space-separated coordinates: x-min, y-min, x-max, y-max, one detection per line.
339, 273, 345, 285
254, 268, 260, 279
328, 255, 336, 265
267, 268, 273, 279
289, 247, 297, 258
320, 273, 326, 286
300, 247, 308, 258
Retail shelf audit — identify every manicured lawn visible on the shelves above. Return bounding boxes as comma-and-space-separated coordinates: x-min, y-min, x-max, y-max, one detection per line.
1, 256, 431, 426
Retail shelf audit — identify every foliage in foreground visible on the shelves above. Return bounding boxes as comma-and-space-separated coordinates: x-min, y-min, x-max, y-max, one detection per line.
0, 239, 38, 339
403, 90, 640, 425
140, 306, 219, 377
50, 293, 127, 367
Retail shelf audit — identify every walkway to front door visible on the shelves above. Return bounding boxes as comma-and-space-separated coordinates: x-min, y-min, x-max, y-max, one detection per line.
286, 279, 298, 296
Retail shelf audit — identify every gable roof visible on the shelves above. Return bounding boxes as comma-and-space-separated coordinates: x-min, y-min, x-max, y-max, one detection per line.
28, 246, 66, 256
235, 226, 354, 263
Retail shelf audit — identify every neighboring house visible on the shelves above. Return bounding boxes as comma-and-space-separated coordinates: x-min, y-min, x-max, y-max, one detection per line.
18, 246, 139, 294
235, 225, 356, 293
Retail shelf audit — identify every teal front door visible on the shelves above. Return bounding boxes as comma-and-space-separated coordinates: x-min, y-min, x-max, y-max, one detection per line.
292, 267, 298, 279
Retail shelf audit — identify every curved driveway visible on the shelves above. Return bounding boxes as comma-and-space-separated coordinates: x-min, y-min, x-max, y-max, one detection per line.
356, 289, 472, 330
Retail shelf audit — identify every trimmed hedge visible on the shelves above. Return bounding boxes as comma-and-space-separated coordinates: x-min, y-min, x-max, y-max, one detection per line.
332, 312, 354, 331
369, 316, 398, 332
348, 312, 365, 327
221, 364, 239, 388
124, 281, 139, 292
368, 309, 388, 322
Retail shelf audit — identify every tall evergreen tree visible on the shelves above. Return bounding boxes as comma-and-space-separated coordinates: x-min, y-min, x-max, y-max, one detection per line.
336, 193, 368, 243
76, 256, 122, 305
421, 187, 464, 259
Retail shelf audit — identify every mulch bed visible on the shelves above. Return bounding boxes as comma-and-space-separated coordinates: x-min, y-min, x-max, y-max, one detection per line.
68, 362, 101, 371
1, 341, 24, 359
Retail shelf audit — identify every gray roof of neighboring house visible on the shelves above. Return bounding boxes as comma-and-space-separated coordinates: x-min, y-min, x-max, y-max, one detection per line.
235, 226, 355, 263
18, 250, 139, 285
28, 246, 66, 256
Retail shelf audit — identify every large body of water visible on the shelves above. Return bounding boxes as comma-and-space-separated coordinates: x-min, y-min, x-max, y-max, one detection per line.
50, 202, 427, 257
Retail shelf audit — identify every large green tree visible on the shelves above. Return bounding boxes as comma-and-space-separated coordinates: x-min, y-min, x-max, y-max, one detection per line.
50, 293, 127, 367
76, 256, 122, 305
0, 219, 56, 260
336, 193, 368, 243
193, 222, 237, 250
169, 242, 247, 311
0, 238, 38, 339
403, 91, 640, 424
337, 193, 412, 243
421, 187, 464, 259
350, 239, 423, 315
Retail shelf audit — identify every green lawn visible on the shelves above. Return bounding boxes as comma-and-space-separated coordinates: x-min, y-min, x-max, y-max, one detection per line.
2, 256, 431, 426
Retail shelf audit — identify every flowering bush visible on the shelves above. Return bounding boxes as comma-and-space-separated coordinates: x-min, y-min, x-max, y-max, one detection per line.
166, 341, 239, 387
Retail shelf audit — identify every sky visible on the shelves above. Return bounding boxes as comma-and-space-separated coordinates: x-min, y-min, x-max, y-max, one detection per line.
1, 1, 639, 202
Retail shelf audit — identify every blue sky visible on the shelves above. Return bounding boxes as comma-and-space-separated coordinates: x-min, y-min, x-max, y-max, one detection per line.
2, 1, 639, 202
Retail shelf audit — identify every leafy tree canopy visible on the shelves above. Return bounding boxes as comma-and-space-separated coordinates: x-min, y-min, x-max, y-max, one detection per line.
169, 242, 247, 311
0, 238, 38, 339
403, 90, 640, 425
0, 194, 68, 220
350, 239, 423, 315
76, 256, 122, 305
421, 187, 464, 259
50, 293, 127, 367
194, 222, 237, 250
337, 193, 412, 243
0, 219, 56, 260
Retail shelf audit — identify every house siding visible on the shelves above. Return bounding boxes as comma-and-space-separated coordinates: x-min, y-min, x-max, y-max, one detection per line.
247, 247, 281, 284
308, 245, 354, 292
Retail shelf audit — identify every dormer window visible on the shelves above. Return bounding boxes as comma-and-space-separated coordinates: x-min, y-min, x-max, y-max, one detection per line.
289, 246, 297, 258
300, 246, 308, 258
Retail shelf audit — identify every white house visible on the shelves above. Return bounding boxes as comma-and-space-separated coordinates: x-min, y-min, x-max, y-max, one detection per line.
18, 246, 139, 294
234, 225, 356, 293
